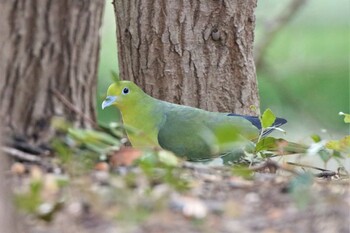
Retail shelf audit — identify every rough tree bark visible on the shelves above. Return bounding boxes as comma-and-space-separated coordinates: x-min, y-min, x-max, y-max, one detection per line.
0, 0, 105, 143
0, 130, 17, 233
113, 0, 259, 115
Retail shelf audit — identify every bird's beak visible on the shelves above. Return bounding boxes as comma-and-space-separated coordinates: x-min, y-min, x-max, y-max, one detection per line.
102, 96, 117, 109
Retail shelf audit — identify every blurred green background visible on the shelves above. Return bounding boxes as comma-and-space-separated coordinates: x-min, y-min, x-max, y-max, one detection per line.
97, 0, 349, 140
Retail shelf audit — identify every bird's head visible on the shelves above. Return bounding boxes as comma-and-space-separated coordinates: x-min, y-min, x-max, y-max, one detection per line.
102, 81, 145, 110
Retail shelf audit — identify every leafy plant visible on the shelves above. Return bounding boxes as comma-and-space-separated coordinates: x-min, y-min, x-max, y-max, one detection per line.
15, 180, 43, 214
137, 150, 190, 191
339, 112, 350, 123
15, 172, 67, 221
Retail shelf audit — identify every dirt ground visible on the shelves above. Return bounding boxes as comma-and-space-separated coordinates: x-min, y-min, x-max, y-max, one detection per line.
7, 155, 349, 233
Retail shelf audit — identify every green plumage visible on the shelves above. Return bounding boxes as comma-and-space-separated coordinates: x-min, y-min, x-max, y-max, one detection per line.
102, 81, 264, 161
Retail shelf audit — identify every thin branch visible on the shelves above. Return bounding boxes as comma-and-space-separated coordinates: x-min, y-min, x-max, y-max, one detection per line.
1, 146, 41, 163
287, 161, 329, 171
314, 171, 337, 178
51, 88, 98, 128
255, 0, 308, 69
287, 162, 339, 179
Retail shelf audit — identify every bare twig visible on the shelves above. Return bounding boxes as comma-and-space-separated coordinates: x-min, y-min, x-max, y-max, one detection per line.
314, 171, 337, 178
255, 0, 308, 69
11, 136, 49, 155
287, 162, 339, 179
287, 161, 328, 171
1, 146, 41, 163
51, 88, 99, 128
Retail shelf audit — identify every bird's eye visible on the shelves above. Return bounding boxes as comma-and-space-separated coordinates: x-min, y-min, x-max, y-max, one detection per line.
122, 87, 129, 95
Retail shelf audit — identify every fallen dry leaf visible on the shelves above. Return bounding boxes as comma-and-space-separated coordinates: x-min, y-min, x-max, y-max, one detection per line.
109, 147, 143, 167
94, 162, 109, 172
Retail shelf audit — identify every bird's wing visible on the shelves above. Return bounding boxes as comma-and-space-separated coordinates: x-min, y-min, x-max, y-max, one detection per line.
157, 110, 214, 161
227, 114, 287, 137
157, 108, 259, 160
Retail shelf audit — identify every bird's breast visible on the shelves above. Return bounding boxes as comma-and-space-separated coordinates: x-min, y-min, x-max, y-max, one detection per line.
120, 109, 162, 149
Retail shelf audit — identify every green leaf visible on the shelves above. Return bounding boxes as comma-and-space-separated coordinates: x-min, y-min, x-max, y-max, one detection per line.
157, 150, 179, 167
255, 137, 277, 152
261, 108, 276, 129
318, 149, 332, 163
67, 128, 121, 156
98, 122, 125, 139
326, 136, 350, 154
15, 180, 43, 214
331, 150, 344, 159
111, 70, 120, 82
201, 123, 245, 154
51, 139, 73, 164
138, 151, 159, 167
68, 128, 119, 146
138, 150, 179, 167
86, 129, 120, 145
232, 166, 254, 179
339, 112, 350, 123
214, 124, 241, 144
311, 134, 321, 143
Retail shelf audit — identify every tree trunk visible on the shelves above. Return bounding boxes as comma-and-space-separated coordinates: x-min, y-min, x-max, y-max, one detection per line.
113, 0, 259, 115
0, 0, 105, 143
0, 130, 17, 233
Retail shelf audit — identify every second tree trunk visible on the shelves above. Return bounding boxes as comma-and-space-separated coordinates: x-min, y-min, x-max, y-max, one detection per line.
113, 0, 259, 115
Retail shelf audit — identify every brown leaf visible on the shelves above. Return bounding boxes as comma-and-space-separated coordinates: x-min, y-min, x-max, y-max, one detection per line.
109, 147, 143, 167
94, 162, 109, 172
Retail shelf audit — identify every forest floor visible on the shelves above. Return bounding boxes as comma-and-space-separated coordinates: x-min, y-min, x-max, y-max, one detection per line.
6, 143, 350, 233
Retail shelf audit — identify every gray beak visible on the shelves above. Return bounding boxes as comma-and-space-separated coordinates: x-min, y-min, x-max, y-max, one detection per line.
102, 96, 117, 109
